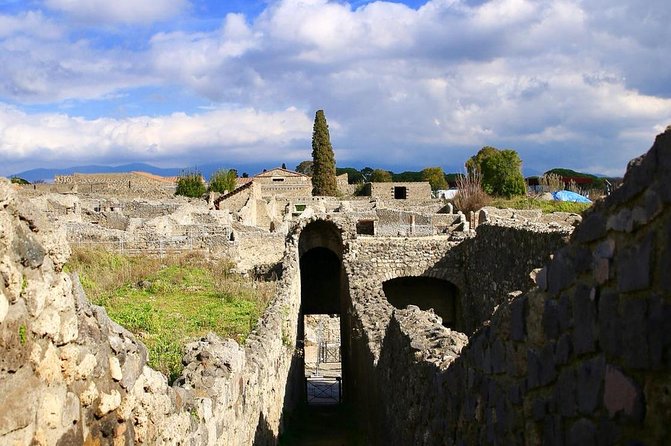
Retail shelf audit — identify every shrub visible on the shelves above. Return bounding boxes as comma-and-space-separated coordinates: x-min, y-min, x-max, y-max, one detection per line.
208, 169, 237, 194
175, 172, 206, 198
538, 173, 563, 193
453, 172, 491, 214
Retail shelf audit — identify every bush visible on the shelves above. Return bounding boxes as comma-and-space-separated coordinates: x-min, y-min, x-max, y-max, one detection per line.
453, 172, 491, 214
208, 169, 237, 194
538, 173, 563, 193
175, 172, 206, 198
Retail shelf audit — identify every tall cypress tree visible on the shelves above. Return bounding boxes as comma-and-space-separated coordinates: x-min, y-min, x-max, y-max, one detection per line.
311, 110, 337, 196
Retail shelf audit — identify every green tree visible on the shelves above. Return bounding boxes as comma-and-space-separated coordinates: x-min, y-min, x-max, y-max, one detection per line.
175, 171, 206, 198
370, 169, 392, 182
295, 160, 314, 176
421, 166, 448, 191
336, 167, 364, 184
480, 149, 526, 197
465, 146, 498, 176
311, 110, 337, 196
208, 169, 237, 194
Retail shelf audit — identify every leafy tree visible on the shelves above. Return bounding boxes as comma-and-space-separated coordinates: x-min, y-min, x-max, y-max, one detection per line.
311, 110, 337, 196
295, 160, 314, 176
336, 167, 364, 184
480, 149, 526, 197
370, 169, 393, 182
175, 171, 206, 198
421, 167, 448, 191
392, 171, 422, 182
208, 169, 237, 194
465, 146, 498, 176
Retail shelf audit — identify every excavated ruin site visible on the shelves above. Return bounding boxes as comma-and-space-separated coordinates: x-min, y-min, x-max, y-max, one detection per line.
1, 128, 671, 445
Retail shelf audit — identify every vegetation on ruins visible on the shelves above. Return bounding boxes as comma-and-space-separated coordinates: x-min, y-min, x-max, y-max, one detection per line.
65, 247, 275, 382
295, 160, 314, 176
466, 146, 526, 198
336, 167, 365, 184
208, 169, 238, 194
490, 196, 591, 214
453, 172, 491, 215
421, 166, 448, 191
370, 169, 393, 182
311, 110, 338, 196
10, 176, 30, 184
175, 171, 206, 198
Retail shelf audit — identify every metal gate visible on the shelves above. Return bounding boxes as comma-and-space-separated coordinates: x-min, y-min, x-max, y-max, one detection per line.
306, 316, 342, 404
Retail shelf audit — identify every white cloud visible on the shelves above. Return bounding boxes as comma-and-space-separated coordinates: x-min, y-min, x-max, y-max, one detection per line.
43, 0, 190, 25
0, 103, 313, 172
1, 0, 670, 176
0, 10, 63, 39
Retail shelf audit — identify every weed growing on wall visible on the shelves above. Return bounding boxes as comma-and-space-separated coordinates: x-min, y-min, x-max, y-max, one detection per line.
66, 247, 276, 382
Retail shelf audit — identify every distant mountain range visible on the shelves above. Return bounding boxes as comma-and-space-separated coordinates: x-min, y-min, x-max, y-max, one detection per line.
8, 162, 272, 183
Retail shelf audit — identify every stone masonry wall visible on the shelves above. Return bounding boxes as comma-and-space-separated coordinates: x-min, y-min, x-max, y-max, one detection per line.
365, 129, 671, 444
0, 177, 303, 446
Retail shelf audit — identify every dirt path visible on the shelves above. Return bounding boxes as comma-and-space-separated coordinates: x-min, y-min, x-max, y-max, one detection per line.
278, 404, 368, 446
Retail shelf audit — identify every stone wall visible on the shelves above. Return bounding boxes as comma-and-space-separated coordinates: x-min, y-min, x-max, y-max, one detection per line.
0, 178, 303, 445
364, 182, 432, 200
360, 129, 671, 444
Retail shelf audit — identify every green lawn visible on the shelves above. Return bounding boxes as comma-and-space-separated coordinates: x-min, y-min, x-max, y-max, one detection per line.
489, 196, 592, 214
66, 248, 275, 382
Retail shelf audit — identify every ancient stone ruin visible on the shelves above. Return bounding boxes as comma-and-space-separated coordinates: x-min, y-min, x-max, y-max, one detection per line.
1, 129, 670, 444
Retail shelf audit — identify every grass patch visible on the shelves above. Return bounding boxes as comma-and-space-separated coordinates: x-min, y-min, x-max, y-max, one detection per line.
489, 196, 591, 214
66, 247, 275, 382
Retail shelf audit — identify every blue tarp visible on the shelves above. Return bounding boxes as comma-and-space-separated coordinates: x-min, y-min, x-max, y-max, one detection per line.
552, 190, 592, 203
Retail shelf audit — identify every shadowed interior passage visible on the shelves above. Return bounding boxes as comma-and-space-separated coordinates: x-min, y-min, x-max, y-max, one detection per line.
382, 276, 460, 329
300, 247, 341, 315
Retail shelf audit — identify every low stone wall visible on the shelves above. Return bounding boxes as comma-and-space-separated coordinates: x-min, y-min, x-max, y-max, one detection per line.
0, 178, 303, 445
363, 129, 671, 444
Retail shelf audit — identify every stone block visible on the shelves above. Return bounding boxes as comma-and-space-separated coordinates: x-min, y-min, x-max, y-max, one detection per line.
573, 285, 595, 355
647, 296, 671, 368
12, 225, 45, 268
547, 251, 576, 295
557, 292, 572, 332
554, 333, 572, 365
603, 365, 644, 421
621, 297, 649, 369
597, 292, 622, 358
577, 355, 605, 415
555, 367, 577, 417
573, 211, 607, 244
542, 415, 563, 446
542, 299, 560, 340
491, 338, 507, 374
568, 419, 597, 446
527, 349, 542, 389
510, 296, 527, 341
606, 208, 633, 232
617, 231, 653, 293
594, 238, 616, 259
532, 397, 546, 421
540, 343, 557, 386
660, 217, 671, 291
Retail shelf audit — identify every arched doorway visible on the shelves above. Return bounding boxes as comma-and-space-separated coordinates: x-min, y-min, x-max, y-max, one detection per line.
297, 220, 349, 405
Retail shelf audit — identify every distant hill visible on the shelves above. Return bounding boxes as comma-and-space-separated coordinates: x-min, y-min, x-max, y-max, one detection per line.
10, 163, 183, 183
9, 161, 274, 183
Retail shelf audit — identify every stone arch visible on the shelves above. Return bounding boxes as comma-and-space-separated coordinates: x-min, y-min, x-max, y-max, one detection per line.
295, 218, 353, 404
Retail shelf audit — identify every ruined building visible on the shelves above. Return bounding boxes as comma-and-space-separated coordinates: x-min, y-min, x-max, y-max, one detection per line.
1, 129, 670, 444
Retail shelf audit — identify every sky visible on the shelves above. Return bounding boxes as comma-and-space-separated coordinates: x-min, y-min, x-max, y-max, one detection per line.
0, 0, 670, 178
